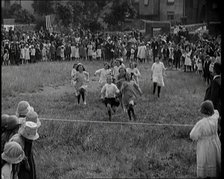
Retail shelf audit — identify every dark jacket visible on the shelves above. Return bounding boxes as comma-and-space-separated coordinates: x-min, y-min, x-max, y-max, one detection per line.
18, 138, 36, 179
204, 75, 221, 114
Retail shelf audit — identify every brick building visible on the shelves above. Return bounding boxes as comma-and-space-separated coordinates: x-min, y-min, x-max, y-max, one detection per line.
135, 0, 220, 25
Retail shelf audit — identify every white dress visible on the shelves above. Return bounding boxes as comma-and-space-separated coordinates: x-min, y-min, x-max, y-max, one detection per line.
71, 46, 76, 58
24, 47, 30, 60
190, 110, 221, 178
95, 68, 111, 85
184, 50, 192, 66
151, 62, 165, 87
74, 46, 80, 59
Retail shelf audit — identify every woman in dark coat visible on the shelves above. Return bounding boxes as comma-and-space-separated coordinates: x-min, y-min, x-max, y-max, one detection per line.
204, 62, 221, 137
203, 56, 211, 85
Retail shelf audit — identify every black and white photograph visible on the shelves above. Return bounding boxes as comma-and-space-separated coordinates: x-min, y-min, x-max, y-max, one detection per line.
1, 0, 221, 178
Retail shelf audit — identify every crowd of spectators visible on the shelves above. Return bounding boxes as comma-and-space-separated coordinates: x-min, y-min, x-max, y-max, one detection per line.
1, 25, 221, 85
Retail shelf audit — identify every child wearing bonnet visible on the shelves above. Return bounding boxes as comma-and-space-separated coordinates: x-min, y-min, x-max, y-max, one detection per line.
190, 100, 221, 178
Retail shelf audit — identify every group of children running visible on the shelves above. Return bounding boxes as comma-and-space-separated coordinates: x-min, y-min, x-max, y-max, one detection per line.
71, 56, 167, 121
71, 58, 145, 121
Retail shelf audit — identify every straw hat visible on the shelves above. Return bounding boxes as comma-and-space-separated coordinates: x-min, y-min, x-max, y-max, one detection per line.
25, 111, 41, 128
1, 141, 25, 164
1, 114, 9, 127
5, 115, 21, 130
200, 100, 214, 116
9, 133, 24, 149
18, 121, 39, 140
16, 101, 34, 117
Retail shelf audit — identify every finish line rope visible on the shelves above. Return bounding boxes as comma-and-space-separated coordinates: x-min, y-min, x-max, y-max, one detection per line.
39, 117, 194, 127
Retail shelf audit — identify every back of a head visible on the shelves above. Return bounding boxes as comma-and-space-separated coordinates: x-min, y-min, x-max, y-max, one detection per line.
16, 101, 30, 117
5, 115, 20, 131
1, 114, 9, 128
213, 62, 221, 75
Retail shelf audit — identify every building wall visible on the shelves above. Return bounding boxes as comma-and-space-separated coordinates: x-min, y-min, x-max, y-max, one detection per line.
184, 0, 199, 24
139, 0, 158, 16
159, 0, 184, 23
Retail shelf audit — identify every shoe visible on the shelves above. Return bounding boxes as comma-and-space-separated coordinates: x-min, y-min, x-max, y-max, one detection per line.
84, 101, 86, 105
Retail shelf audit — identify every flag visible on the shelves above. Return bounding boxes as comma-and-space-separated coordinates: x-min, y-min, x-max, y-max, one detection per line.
46, 15, 52, 30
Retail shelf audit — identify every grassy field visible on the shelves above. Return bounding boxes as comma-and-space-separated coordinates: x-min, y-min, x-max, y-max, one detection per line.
1, 61, 207, 178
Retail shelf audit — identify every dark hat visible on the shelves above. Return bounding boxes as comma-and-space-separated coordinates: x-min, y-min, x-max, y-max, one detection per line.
5, 115, 21, 130
1, 114, 9, 127
76, 63, 86, 71
213, 62, 221, 75
200, 100, 214, 116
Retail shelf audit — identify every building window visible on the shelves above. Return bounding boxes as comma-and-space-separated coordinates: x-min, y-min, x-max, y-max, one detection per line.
167, 0, 174, 5
144, 0, 149, 6
167, 11, 174, 20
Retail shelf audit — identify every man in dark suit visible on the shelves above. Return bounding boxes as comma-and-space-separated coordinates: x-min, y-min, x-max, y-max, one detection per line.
204, 62, 221, 136
151, 38, 159, 62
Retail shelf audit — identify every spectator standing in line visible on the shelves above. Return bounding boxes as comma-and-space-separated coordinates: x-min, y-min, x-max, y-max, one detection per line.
203, 56, 211, 85
20, 44, 25, 64
50, 42, 56, 61
30, 45, 36, 63
173, 44, 182, 70
151, 38, 159, 62
184, 45, 192, 72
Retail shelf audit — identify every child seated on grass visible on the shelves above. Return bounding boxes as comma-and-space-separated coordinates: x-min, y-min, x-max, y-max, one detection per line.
101, 75, 120, 121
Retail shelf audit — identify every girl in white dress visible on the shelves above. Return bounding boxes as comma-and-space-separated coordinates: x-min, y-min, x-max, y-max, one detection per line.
190, 100, 221, 178
151, 56, 166, 97
73, 63, 89, 105
74, 44, 80, 60
184, 46, 192, 72
94, 62, 111, 87
24, 44, 30, 64
87, 42, 93, 61
126, 62, 141, 85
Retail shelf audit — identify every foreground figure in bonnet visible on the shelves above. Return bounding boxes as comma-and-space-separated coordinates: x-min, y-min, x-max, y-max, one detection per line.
190, 100, 221, 178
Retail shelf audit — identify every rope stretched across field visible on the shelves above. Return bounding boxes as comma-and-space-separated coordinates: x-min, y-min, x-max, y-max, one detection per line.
39, 117, 194, 127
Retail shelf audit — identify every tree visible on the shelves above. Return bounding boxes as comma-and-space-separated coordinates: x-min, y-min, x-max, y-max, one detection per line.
2, 3, 35, 24
32, 0, 54, 16
103, 0, 137, 29
55, 3, 73, 27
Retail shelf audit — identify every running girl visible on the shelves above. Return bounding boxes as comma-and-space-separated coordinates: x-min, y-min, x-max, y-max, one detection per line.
73, 63, 89, 105
120, 73, 143, 120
